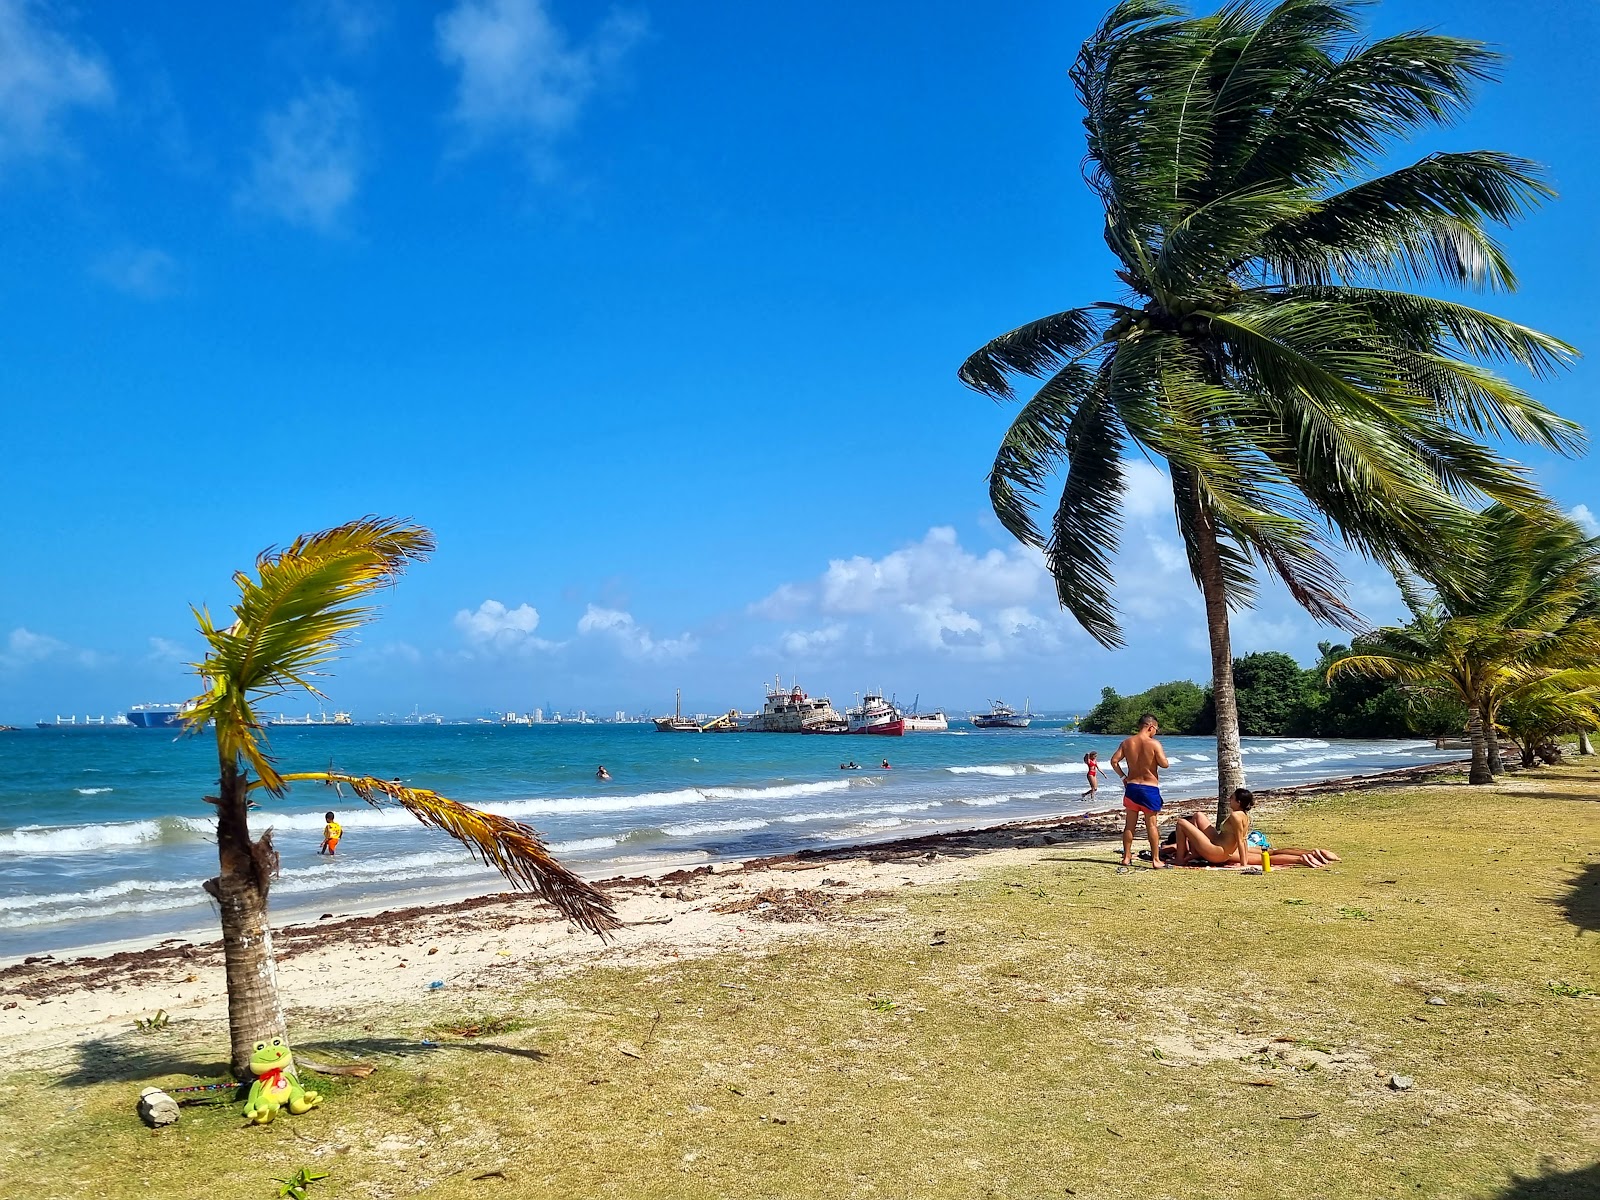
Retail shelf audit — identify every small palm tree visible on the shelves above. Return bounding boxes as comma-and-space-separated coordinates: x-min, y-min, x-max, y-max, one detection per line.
1332, 505, 1600, 783
184, 518, 618, 1074
961, 0, 1581, 818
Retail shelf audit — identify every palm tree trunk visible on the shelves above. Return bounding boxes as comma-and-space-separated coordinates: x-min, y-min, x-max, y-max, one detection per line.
1579, 729, 1594, 756
1186, 487, 1246, 824
1482, 699, 1504, 775
1466, 699, 1493, 785
212, 761, 286, 1076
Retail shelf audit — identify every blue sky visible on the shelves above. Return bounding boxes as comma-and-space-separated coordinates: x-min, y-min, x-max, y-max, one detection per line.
1, 0, 1596, 722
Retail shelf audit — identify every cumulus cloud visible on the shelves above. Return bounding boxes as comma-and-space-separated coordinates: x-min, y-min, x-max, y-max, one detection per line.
577, 605, 693, 661
815, 526, 1044, 615
92, 245, 180, 298
237, 80, 362, 232
1570, 504, 1599, 538
778, 624, 844, 657
145, 636, 189, 664
454, 599, 556, 652
437, 0, 645, 150
0, 0, 112, 167
299, 0, 386, 53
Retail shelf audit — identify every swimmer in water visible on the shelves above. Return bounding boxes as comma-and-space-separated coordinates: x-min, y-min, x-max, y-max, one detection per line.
596, 765, 611, 782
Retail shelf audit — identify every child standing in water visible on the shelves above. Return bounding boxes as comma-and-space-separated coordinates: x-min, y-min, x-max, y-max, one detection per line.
319, 812, 342, 856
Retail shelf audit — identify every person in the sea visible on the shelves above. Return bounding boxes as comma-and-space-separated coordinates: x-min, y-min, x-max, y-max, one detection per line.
596, 765, 611, 782
319, 812, 342, 856
881, 759, 891, 770
1171, 788, 1253, 866
1110, 713, 1168, 869
1081, 750, 1102, 800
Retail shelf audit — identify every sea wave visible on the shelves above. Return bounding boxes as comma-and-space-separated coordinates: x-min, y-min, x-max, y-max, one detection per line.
701, 780, 851, 802
74, 787, 114, 796
946, 764, 1025, 777
661, 817, 770, 837
0, 816, 210, 856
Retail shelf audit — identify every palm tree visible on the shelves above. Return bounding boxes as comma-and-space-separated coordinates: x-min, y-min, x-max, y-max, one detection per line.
184, 518, 618, 1075
960, 0, 1580, 820
1331, 506, 1600, 783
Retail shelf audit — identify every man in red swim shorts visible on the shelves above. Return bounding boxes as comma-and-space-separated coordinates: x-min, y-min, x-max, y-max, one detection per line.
1111, 713, 1170, 869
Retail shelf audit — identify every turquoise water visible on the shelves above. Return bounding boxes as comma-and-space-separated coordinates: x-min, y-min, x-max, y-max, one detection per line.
0, 723, 1459, 958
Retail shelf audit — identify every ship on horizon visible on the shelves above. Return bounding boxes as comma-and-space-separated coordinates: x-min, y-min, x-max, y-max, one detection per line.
124, 702, 194, 729
971, 699, 1032, 729
748, 679, 845, 734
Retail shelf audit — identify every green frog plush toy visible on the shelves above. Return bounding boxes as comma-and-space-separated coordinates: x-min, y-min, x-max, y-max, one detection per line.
243, 1037, 322, 1124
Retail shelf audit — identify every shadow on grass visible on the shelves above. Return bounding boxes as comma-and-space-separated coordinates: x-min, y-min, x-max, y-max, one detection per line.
1493, 1161, 1600, 1199
57, 1035, 230, 1088
300, 1035, 548, 1064
1554, 863, 1600, 934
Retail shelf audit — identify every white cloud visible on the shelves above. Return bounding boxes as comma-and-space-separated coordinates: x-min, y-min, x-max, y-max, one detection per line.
778, 624, 844, 657
1570, 504, 1599, 538
237, 80, 362, 232
577, 605, 693, 661
0, 0, 112, 167
454, 599, 556, 652
0, 627, 100, 670
145, 636, 189, 664
1120, 459, 1171, 519
92, 246, 180, 298
300, 0, 386, 53
815, 526, 1044, 615
437, 0, 645, 149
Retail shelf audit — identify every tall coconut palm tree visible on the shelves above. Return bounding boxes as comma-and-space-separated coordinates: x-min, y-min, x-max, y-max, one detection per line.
1331, 506, 1600, 783
961, 0, 1581, 820
184, 518, 618, 1075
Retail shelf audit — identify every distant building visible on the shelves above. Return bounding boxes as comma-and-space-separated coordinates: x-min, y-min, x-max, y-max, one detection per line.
614, 710, 626, 723
531, 708, 544, 724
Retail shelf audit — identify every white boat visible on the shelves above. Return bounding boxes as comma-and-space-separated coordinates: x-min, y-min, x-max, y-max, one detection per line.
268, 711, 353, 727
747, 678, 845, 733
846, 692, 905, 736
653, 689, 702, 733
901, 695, 948, 732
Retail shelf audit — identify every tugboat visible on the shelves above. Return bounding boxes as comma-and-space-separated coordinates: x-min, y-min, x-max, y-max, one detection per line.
747, 679, 846, 733
653, 689, 702, 733
971, 699, 1032, 729
846, 691, 905, 736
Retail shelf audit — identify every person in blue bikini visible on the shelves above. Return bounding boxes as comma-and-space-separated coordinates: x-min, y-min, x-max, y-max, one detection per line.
1111, 713, 1169, 869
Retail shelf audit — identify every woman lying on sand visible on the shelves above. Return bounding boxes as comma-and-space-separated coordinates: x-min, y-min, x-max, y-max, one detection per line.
1159, 790, 1343, 868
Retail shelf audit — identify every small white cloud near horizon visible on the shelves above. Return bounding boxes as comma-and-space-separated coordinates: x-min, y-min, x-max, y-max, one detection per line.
237, 80, 362, 232
145, 636, 189, 665
577, 605, 693, 661
0, 0, 112, 168
437, 0, 646, 153
1570, 504, 1599, 538
0, 627, 101, 670
92, 245, 180, 298
455, 599, 558, 652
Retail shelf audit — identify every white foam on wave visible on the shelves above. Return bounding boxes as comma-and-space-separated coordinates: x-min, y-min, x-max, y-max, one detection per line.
777, 800, 940, 825
661, 817, 770, 837
0, 816, 211, 856
1187, 754, 1210, 762
702, 780, 850, 802
947, 764, 1024, 777
74, 787, 114, 796
1030, 762, 1084, 775
550, 836, 618, 854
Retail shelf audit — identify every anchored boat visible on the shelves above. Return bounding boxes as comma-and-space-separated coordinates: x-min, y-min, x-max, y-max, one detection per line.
971, 699, 1032, 729
846, 691, 905, 736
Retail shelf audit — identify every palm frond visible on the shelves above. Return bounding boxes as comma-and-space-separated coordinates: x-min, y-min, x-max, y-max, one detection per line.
987, 360, 1101, 547
273, 773, 620, 937
185, 517, 434, 793
958, 309, 1102, 399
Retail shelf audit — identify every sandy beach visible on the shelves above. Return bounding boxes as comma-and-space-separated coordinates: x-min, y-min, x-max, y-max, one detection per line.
0, 761, 1460, 1064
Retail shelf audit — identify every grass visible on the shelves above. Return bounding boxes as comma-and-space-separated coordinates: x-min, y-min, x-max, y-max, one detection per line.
2, 763, 1597, 1199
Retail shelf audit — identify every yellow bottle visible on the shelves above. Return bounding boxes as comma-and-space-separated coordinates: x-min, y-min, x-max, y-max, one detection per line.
1262, 848, 1272, 873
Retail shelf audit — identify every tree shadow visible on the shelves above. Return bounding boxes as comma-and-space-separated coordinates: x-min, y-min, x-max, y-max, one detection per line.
1554, 863, 1600, 934
1492, 1161, 1600, 1199
56, 1034, 230, 1088
299, 1034, 548, 1064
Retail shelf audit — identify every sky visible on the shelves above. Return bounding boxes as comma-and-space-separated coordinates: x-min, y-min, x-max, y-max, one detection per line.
0, 0, 1596, 723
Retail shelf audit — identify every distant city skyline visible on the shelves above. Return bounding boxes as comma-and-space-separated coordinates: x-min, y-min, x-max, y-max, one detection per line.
1, 0, 1594, 725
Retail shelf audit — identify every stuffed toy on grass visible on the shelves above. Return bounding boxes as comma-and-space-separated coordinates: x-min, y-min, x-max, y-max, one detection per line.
243, 1037, 322, 1124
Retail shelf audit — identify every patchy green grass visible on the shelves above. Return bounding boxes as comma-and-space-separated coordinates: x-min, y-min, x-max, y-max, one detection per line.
2, 764, 1597, 1200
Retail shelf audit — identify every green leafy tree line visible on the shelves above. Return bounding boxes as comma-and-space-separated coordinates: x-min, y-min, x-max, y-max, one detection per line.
1080, 645, 1464, 738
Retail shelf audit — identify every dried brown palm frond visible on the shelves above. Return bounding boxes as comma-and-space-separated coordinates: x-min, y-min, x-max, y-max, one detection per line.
272, 772, 619, 937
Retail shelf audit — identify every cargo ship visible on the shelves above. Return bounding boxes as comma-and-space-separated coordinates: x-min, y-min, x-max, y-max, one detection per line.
653, 690, 703, 733
126, 702, 193, 729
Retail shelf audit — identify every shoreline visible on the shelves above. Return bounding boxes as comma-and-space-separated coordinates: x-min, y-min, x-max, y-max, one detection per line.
0, 757, 1469, 1058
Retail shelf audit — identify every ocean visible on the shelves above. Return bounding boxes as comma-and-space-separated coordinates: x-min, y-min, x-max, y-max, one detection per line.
0, 723, 1460, 960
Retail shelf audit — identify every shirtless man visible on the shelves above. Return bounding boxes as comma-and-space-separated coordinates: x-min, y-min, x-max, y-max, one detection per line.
1173, 788, 1253, 866
1111, 713, 1169, 869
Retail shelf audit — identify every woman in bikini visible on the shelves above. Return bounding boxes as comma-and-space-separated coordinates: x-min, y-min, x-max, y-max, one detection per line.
1081, 751, 1101, 799
1170, 790, 1342, 867
1173, 788, 1254, 866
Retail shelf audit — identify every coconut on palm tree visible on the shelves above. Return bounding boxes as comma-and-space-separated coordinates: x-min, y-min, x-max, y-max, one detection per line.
962, 0, 1581, 818
183, 518, 618, 1074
